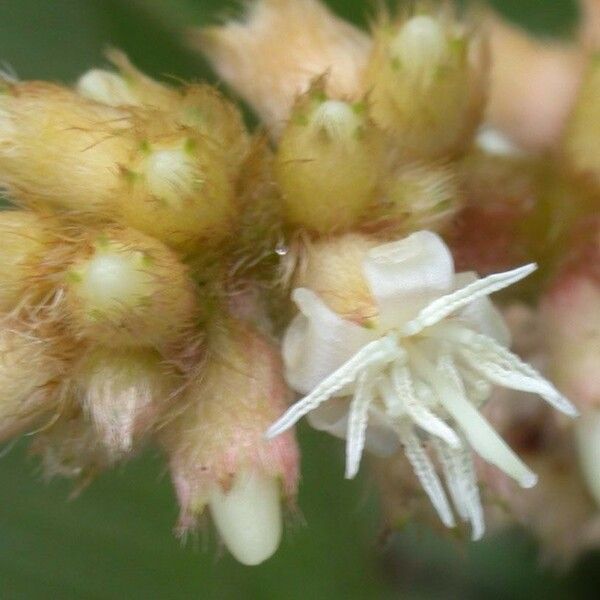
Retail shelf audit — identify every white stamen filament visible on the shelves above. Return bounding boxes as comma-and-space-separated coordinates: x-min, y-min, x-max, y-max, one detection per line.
402, 264, 537, 336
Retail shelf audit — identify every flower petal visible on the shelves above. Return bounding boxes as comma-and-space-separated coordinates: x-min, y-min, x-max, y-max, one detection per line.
362, 231, 454, 330
283, 287, 375, 394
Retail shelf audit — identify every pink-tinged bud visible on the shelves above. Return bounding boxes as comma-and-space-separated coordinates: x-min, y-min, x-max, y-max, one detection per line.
193, 0, 370, 138
31, 410, 114, 486
0, 324, 64, 442
73, 347, 182, 459
580, 0, 600, 50
541, 224, 600, 412
479, 408, 600, 565
161, 320, 299, 565
485, 14, 585, 151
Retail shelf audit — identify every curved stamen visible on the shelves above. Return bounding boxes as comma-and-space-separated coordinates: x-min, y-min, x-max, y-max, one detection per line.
397, 422, 456, 528
266, 335, 399, 439
345, 371, 375, 479
402, 264, 537, 336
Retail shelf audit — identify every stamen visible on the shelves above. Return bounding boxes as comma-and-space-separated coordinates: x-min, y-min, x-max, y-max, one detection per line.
411, 350, 538, 489
457, 333, 578, 417
402, 264, 537, 336
397, 423, 456, 528
434, 440, 485, 541
266, 335, 399, 439
345, 371, 375, 479
389, 362, 460, 448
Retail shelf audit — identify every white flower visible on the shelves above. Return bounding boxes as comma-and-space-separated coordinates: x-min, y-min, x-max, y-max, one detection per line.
267, 231, 577, 540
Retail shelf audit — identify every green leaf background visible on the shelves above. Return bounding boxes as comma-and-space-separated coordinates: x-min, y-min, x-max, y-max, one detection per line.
0, 1, 597, 598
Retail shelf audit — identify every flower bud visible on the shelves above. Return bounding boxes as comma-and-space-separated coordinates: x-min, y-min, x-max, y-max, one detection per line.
275, 89, 384, 233
174, 85, 250, 175
78, 53, 250, 174
76, 50, 174, 109
564, 55, 600, 186
292, 233, 378, 324
193, 0, 370, 137
63, 227, 198, 347
162, 320, 299, 565
74, 347, 182, 458
486, 14, 584, 152
118, 125, 237, 252
31, 410, 113, 485
541, 224, 600, 413
375, 162, 460, 235
0, 82, 134, 212
0, 324, 64, 442
364, 11, 487, 159
0, 211, 55, 312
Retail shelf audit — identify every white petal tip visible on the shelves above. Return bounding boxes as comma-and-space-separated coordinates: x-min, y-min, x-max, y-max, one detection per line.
344, 465, 359, 480
208, 471, 282, 566
561, 402, 580, 418
265, 422, 286, 440
471, 527, 485, 542
519, 472, 538, 489
575, 412, 600, 507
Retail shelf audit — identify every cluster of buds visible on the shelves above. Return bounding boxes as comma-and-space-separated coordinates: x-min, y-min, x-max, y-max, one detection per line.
1, 0, 600, 569
0, 54, 298, 565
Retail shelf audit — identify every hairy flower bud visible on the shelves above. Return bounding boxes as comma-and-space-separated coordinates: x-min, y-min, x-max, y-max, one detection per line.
162, 320, 299, 565
364, 11, 487, 159
79, 53, 249, 175
118, 125, 237, 252
74, 347, 182, 458
275, 89, 383, 233
77, 50, 175, 109
375, 162, 460, 234
63, 227, 198, 347
31, 411, 114, 485
0, 81, 134, 212
0, 210, 55, 312
0, 324, 64, 442
194, 0, 370, 137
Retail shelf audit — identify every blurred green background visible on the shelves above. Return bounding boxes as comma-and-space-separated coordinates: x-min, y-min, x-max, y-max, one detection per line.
0, 1, 597, 598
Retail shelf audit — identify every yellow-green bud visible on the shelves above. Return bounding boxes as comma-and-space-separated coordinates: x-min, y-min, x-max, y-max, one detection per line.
365, 12, 487, 159
275, 88, 383, 233
119, 130, 236, 252
0, 82, 134, 212
64, 227, 198, 347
